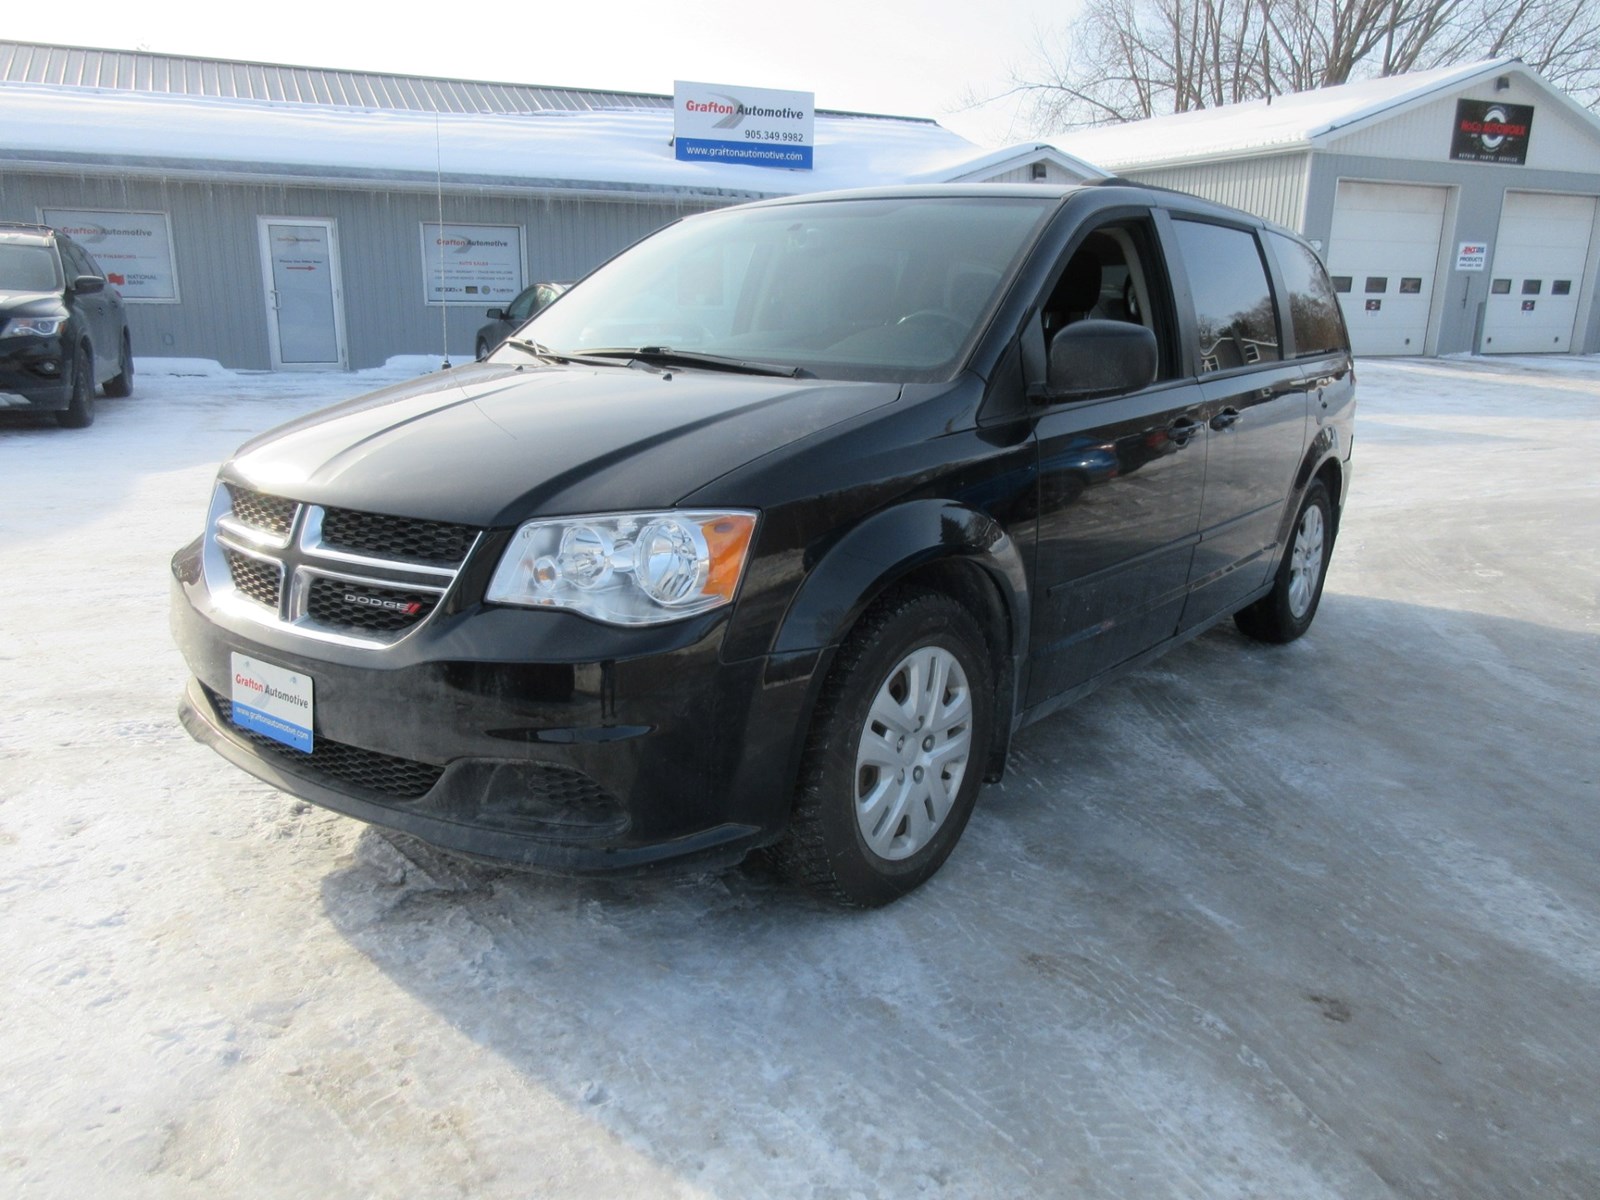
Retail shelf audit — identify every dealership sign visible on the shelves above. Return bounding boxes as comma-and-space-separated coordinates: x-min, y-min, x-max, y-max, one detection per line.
674, 81, 815, 170
41, 208, 179, 302
420, 223, 524, 305
1450, 100, 1535, 165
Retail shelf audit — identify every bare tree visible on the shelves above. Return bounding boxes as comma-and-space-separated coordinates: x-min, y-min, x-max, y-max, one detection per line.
1010, 0, 1600, 131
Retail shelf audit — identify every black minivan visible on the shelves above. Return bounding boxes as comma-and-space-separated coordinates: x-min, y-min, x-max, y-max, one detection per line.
171, 183, 1355, 906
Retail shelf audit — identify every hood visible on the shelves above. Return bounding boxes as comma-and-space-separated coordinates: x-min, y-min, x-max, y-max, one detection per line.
0, 291, 66, 318
225, 360, 901, 527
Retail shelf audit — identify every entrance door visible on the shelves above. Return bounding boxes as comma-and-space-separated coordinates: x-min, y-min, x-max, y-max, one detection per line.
258, 218, 346, 368
1326, 181, 1448, 356
1481, 192, 1598, 354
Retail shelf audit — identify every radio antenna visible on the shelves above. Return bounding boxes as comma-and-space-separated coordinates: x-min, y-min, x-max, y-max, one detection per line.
436, 112, 452, 370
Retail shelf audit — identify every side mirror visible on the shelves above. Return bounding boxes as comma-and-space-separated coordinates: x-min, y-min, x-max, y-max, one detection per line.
1038, 319, 1157, 402
486, 307, 506, 320
72, 274, 106, 296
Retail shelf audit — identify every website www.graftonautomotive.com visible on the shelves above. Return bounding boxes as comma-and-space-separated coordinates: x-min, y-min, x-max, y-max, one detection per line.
681, 142, 808, 165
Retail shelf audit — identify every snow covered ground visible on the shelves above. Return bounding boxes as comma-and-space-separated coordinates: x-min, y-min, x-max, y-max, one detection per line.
1, 355, 1597, 1198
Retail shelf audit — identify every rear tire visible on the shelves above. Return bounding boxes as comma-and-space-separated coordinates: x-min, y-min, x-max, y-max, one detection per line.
1234, 479, 1333, 643
56, 345, 95, 429
103, 332, 134, 398
772, 589, 995, 908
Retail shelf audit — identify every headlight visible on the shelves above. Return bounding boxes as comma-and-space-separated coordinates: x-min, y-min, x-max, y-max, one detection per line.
1, 316, 66, 339
486, 510, 758, 626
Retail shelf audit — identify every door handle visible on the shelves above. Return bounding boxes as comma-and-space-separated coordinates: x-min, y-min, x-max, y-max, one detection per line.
1210, 408, 1241, 431
1167, 416, 1201, 444
269, 289, 281, 312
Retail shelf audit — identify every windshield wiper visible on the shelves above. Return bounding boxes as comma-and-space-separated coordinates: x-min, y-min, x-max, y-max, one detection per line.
498, 338, 631, 369
586, 346, 811, 378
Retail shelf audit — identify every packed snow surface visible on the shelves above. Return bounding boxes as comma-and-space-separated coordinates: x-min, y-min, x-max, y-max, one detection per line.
1, 354, 1598, 1197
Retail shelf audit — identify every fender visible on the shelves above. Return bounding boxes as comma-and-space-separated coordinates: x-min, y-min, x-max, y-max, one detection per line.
771, 497, 1030, 660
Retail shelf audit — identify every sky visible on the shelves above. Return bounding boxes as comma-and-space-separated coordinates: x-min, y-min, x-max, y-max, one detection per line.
4, 0, 1077, 148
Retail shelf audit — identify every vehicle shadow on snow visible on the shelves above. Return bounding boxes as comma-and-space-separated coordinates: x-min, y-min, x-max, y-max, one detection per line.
313, 593, 1600, 1196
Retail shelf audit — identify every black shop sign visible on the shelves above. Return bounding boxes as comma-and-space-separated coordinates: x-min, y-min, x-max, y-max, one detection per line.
1451, 100, 1534, 164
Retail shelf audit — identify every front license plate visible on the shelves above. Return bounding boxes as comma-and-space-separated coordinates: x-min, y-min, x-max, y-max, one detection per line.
230, 653, 314, 753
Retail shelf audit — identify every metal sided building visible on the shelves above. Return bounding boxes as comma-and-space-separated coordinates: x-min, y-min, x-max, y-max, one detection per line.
1056, 60, 1600, 358
0, 40, 1102, 371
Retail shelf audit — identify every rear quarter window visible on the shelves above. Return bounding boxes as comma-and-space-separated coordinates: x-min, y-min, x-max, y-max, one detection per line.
1267, 231, 1349, 358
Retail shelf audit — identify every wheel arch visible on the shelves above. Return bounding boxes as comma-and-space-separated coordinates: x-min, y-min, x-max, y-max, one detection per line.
772, 498, 1029, 781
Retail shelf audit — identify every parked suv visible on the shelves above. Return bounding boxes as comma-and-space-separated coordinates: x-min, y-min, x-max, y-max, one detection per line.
171, 183, 1355, 906
0, 221, 133, 427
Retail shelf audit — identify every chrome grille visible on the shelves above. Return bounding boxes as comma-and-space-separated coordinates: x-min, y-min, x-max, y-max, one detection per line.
320, 507, 477, 567
206, 484, 480, 647
225, 484, 296, 538
224, 548, 282, 610
306, 577, 438, 633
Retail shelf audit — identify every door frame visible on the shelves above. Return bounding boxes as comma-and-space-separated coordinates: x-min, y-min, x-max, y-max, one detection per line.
256, 216, 348, 370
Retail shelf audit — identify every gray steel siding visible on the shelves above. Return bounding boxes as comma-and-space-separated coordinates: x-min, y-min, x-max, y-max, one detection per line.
1327, 79, 1600, 174
1304, 152, 1600, 355
0, 170, 720, 369
1118, 154, 1310, 229
0, 39, 928, 125
983, 163, 1087, 184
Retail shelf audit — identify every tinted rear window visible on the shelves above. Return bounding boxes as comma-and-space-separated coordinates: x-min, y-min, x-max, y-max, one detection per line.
1267, 232, 1348, 358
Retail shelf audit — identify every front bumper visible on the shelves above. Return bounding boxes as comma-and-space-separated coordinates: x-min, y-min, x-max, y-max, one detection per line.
0, 337, 71, 411
170, 537, 817, 874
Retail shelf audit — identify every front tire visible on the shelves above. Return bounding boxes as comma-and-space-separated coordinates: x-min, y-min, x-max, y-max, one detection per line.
56, 345, 95, 429
103, 332, 134, 398
773, 589, 995, 908
1235, 479, 1333, 643
475, 339, 491, 362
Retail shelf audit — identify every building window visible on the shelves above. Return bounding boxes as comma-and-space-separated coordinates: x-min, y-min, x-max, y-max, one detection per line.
1553, 280, 1573, 296
1365, 277, 1388, 293
1399, 277, 1422, 294
1331, 276, 1352, 293
1522, 279, 1542, 295
1491, 278, 1512, 295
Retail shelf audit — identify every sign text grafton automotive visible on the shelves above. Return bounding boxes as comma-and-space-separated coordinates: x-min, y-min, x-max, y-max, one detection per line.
674, 81, 815, 170
1450, 100, 1535, 165
41, 208, 179, 302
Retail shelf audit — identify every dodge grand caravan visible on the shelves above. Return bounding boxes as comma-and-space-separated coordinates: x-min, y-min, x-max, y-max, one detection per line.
171, 183, 1355, 907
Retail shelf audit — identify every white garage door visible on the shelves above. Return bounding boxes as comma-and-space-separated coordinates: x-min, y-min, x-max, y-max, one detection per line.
1327, 181, 1448, 356
1481, 192, 1598, 355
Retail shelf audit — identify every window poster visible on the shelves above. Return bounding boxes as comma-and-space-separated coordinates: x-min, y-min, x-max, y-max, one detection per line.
420, 223, 524, 305
41, 208, 179, 302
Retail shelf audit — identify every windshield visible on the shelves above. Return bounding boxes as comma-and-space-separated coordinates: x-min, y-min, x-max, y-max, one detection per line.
0, 242, 64, 292
516, 196, 1054, 382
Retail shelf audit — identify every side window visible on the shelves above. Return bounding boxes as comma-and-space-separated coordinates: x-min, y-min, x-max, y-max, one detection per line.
1266, 231, 1348, 358
60, 240, 100, 282
1170, 219, 1281, 373
1039, 219, 1177, 382
506, 288, 538, 321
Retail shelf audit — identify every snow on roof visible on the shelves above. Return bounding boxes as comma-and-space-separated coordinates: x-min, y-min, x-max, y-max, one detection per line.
0, 80, 1042, 198
913, 142, 1110, 183
1052, 59, 1522, 170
